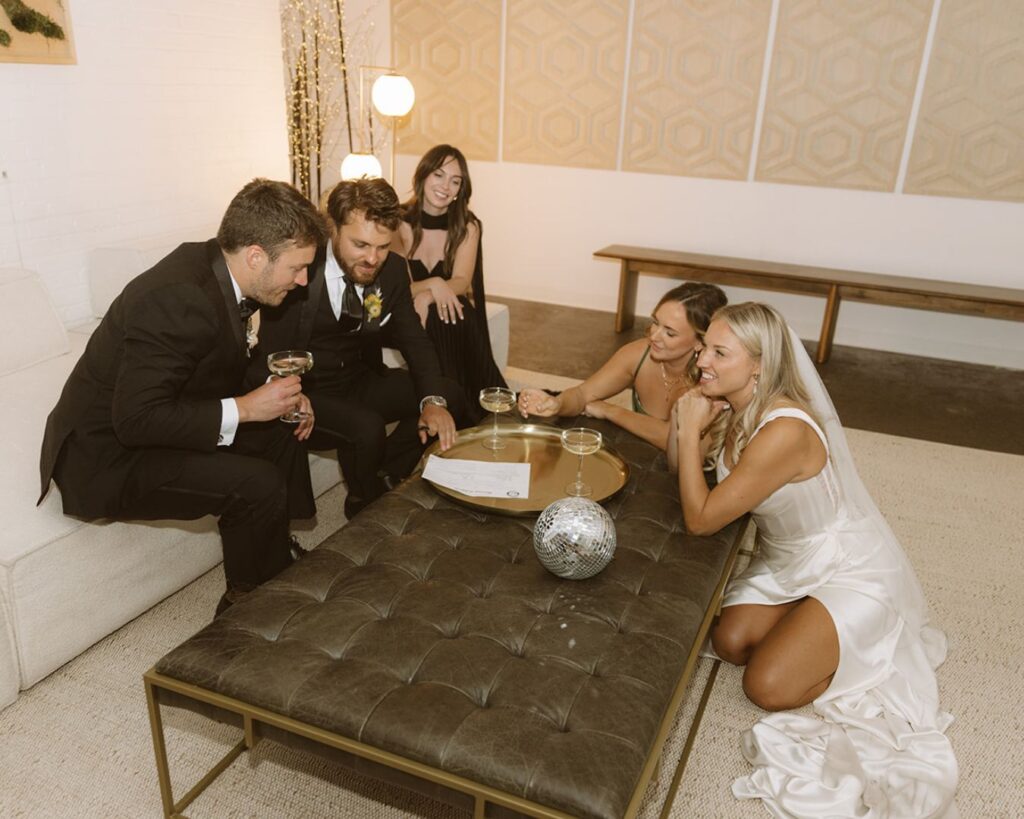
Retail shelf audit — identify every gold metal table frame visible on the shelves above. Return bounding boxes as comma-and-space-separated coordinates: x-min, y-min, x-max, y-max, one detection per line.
144, 522, 750, 819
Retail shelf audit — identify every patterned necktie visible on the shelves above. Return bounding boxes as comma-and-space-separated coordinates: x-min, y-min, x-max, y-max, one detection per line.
338, 278, 363, 333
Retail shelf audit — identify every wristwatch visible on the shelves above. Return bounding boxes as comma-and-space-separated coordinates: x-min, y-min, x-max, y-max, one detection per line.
419, 395, 448, 413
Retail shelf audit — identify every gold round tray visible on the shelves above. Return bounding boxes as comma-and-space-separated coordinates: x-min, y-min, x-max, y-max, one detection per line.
420, 422, 630, 516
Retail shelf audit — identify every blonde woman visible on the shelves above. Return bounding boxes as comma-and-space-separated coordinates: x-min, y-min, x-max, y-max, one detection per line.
516, 282, 726, 449
670, 302, 956, 817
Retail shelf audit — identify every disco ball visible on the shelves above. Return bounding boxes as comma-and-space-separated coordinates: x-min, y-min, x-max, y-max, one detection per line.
533, 497, 616, 580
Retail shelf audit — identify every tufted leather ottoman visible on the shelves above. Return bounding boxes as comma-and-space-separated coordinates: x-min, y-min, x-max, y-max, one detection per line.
145, 419, 747, 818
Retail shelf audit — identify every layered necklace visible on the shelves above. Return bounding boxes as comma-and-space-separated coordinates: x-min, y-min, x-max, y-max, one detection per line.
659, 360, 688, 392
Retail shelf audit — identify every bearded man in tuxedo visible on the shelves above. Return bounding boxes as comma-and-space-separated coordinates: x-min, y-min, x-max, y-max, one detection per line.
39, 179, 328, 615
254, 177, 462, 518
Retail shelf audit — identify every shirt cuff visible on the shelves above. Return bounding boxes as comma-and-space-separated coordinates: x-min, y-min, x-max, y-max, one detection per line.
218, 398, 240, 446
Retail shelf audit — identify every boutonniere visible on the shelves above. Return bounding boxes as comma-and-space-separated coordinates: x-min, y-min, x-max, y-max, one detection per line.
364, 287, 383, 320
245, 316, 258, 357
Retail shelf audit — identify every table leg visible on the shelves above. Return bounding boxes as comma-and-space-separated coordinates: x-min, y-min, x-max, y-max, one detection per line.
817, 284, 841, 364
615, 260, 638, 333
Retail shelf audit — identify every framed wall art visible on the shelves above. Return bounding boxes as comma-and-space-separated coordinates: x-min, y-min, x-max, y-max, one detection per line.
0, 0, 75, 65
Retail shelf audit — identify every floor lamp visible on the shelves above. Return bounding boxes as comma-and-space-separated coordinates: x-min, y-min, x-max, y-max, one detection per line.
340, 67, 414, 184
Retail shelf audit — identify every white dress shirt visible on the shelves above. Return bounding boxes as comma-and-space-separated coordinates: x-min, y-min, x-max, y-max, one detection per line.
325, 240, 364, 320
216, 270, 245, 446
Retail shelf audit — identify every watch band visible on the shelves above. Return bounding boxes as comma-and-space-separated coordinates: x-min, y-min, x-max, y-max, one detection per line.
419, 394, 448, 413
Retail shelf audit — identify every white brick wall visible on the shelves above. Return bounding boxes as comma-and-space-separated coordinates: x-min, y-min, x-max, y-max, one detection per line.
0, 0, 289, 325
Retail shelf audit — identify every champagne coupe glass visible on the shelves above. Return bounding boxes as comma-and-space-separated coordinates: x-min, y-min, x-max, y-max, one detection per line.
267, 350, 314, 423
561, 427, 602, 497
479, 387, 516, 450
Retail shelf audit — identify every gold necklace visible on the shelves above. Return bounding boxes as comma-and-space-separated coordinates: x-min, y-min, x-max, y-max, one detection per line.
659, 361, 687, 391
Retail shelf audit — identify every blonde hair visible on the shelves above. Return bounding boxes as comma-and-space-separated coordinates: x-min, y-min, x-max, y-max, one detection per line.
707, 303, 821, 466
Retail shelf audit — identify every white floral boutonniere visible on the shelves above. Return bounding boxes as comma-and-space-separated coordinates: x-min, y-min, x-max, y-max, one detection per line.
245, 316, 258, 357
364, 287, 383, 320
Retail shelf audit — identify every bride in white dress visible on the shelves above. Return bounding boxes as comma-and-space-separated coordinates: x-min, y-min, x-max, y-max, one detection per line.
669, 302, 958, 818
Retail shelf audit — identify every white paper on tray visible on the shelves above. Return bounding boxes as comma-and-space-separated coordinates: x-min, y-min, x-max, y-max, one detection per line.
422, 455, 531, 499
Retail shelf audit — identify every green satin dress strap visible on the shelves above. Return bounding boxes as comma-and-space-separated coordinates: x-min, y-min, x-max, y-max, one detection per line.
631, 346, 650, 416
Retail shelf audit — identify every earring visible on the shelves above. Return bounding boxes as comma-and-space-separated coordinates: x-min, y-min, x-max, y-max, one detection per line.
752, 373, 759, 396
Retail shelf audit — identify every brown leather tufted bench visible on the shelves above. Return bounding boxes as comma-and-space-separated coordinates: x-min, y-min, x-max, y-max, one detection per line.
145, 419, 748, 819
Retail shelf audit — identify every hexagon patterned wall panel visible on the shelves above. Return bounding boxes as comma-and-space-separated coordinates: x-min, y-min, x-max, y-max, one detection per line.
503, 0, 630, 169
904, 0, 1024, 202
392, 0, 502, 161
623, 0, 772, 179
755, 0, 932, 191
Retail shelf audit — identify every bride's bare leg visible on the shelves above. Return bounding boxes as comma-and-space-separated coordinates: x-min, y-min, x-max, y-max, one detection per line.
711, 601, 800, 666
742, 597, 839, 711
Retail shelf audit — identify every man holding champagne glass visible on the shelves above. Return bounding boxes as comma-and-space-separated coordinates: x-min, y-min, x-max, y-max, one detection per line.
39, 179, 328, 616
254, 177, 462, 519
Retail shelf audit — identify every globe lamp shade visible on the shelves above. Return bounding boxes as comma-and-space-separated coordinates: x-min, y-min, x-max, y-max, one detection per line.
371, 74, 415, 117
340, 152, 383, 180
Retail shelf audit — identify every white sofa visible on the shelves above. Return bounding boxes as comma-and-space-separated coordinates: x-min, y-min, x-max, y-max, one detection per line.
0, 245, 509, 712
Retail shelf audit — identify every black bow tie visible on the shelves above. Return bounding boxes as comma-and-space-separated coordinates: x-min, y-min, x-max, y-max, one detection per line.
238, 298, 259, 321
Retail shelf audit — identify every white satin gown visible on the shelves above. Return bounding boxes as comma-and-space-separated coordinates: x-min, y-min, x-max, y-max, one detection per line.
718, 408, 958, 818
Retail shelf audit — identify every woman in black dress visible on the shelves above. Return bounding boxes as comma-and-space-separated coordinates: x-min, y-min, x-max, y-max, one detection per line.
399, 144, 506, 423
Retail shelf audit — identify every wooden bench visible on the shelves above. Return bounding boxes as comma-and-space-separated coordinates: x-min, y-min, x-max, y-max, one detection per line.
595, 245, 1024, 364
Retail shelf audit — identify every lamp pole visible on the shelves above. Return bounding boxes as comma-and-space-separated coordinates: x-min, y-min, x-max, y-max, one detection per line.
340, 67, 414, 185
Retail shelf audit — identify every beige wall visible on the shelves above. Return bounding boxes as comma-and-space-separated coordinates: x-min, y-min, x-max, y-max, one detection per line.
378, 0, 1023, 367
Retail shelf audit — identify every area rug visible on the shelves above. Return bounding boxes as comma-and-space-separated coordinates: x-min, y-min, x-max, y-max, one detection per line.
1, 367, 1021, 818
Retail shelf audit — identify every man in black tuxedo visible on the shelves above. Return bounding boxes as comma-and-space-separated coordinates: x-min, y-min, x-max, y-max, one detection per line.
254, 177, 461, 518
39, 179, 328, 615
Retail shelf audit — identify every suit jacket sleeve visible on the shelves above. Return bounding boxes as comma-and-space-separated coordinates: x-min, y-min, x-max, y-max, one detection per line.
111, 282, 224, 449
379, 256, 448, 398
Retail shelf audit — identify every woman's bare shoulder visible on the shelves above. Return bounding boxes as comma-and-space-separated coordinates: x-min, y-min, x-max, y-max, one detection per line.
614, 338, 650, 367
745, 408, 826, 475
396, 221, 413, 251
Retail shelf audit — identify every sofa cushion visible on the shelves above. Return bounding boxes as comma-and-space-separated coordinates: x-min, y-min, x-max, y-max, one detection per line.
87, 230, 216, 317
0, 269, 69, 377
0, 332, 90, 562
0, 263, 347, 703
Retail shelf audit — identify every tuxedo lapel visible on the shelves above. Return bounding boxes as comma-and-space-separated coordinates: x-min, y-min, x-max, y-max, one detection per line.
210, 245, 246, 352
298, 246, 328, 347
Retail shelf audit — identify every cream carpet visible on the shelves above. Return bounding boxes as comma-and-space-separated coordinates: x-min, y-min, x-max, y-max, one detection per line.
2, 367, 1022, 818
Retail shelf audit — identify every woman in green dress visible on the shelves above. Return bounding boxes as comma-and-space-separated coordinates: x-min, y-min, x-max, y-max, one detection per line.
517, 282, 726, 449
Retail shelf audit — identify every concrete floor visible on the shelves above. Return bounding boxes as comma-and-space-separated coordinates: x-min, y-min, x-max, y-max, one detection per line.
499, 296, 1023, 456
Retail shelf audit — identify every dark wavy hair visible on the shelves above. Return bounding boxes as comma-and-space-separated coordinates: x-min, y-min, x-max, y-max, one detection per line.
653, 282, 728, 383
401, 144, 476, 274
217, 179, 327, 260
325, 177, 402, 230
